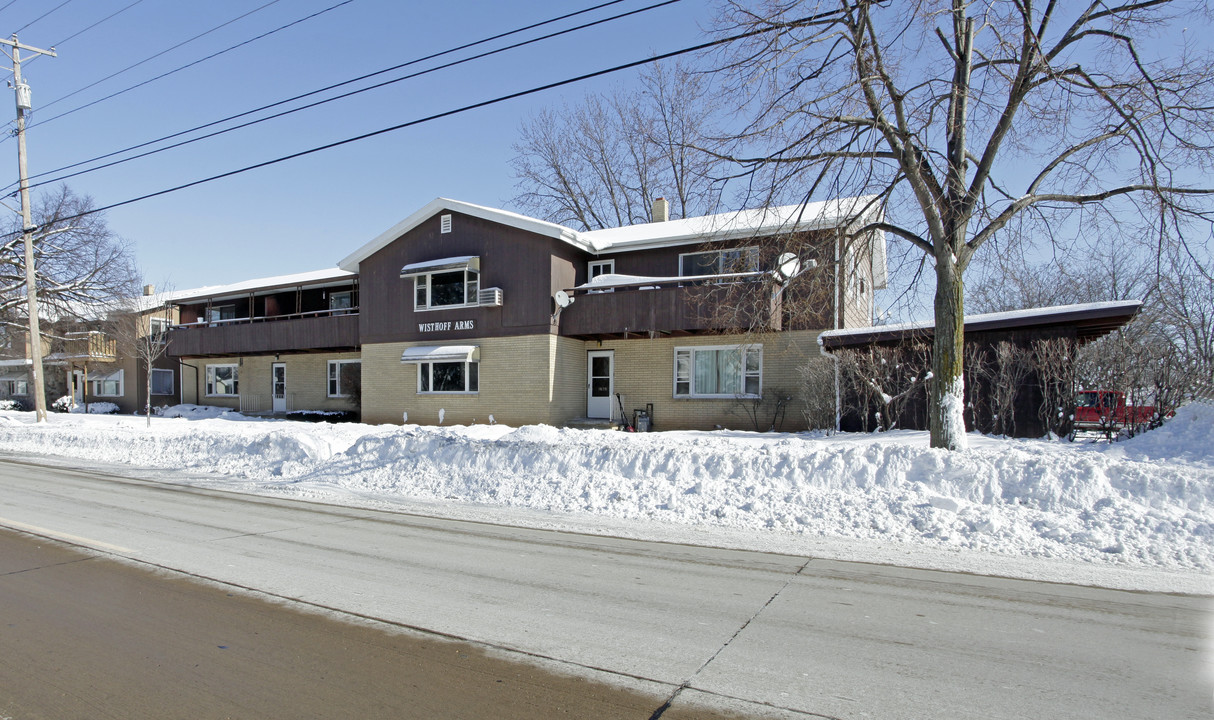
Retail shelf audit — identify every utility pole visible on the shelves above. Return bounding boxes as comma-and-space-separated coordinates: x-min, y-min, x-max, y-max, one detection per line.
0, 35, 55, 422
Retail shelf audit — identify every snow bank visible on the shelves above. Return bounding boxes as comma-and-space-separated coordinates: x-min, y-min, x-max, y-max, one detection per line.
0, 403, 1210, 585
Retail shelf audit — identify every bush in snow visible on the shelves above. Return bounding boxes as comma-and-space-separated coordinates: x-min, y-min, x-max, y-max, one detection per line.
72, 402, 118, 415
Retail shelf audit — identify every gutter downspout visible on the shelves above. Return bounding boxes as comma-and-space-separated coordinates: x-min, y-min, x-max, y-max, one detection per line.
178, 359, 199, 406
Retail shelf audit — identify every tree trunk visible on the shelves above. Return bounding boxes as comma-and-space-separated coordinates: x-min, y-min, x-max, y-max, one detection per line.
930, 255, 967, 450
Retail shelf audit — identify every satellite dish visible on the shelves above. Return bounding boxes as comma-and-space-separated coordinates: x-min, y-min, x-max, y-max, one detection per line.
554, 290, 574, 308
775, 253, 801, 283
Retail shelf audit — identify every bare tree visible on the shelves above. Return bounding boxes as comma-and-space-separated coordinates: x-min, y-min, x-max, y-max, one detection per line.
836, 339, 931, 431
709, 1, 1214, 449
0, 186, 139, 410
110, 290, 173, 428
1030, 336, 1078, 438
511, 62, 723, 229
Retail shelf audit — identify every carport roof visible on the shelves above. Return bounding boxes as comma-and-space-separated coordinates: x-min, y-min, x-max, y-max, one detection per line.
818, 300, 1143, 351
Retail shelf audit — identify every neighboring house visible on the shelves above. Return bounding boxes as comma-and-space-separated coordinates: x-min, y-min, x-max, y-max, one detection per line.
0, 287, 186, 414
166, 196, 887, 430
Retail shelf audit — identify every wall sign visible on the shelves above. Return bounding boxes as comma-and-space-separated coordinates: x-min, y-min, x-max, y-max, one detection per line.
418, 319, 474, 332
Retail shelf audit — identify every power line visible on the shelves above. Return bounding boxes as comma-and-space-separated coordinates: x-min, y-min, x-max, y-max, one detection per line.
51, 0, 148, 48
31, 0, 354, 127
11, 17, 804, 232
38, 0, 285, 112
13, 0, 72, 35
14, 0, 653, 191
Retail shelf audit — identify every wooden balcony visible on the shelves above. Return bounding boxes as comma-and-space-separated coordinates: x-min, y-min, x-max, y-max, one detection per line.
63, 331, 117, 362
167, 310, 359, 357
558, 281, 779, 339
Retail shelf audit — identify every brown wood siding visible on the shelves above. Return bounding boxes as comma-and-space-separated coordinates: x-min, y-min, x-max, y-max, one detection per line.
559, 285, 777, 337
356, 210, 591, 345
167, 314, 359, 357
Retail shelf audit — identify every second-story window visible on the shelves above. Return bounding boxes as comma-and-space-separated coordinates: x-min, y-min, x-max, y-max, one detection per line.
415, 268, 479, 310
208, 304, 236, 323
679, 247, 759, 278
329, 291, 354, 314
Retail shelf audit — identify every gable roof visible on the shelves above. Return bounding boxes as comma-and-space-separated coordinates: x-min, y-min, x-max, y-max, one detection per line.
338, 196, 883, 271
338, 198, 585, 271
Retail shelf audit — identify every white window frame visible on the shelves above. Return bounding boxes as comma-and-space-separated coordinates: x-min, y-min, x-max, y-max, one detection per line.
148, 316, 170, 339
150, 368, 174, 396
673, 345, 762, 399
92, 369, 125, 398
205, 363, 239, 397
12, 379, 28, 396
417, 360, 479, 394
414, 268, 479, 311
588, 259, 615, 293
678, 247, 759, 278
328, 359, 360, 397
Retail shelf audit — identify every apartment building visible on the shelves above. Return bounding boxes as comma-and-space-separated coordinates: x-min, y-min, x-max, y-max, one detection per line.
167, 196, 886, 431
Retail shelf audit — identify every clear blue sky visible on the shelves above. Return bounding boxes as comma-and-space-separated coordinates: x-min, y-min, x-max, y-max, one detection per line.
0, 0, 717, 291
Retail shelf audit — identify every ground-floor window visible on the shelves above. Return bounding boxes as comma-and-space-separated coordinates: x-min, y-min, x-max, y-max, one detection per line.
418, 360, 478, 394
674, 345, 762, 398
92, 369, 124, 397
151, 368, 174, 396
9, 379, 28, 396
206, 364, 238, 396
328, 360, 361, 397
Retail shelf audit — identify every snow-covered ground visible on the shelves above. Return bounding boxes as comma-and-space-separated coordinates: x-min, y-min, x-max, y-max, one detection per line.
0, 403, 1210, 594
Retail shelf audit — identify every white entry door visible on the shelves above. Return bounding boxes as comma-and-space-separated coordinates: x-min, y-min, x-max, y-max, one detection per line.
587, 351, 613, 419
272, 363, 286, 413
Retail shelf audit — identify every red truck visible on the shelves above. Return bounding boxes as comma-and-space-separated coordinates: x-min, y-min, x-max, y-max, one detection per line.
1070, 390, 1158, 440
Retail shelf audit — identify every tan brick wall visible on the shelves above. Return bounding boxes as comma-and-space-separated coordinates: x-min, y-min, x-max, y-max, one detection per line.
181, 352, 360, 413
593, 330, 826, 432
361, 335, 574, 427
360, 331, 833, 431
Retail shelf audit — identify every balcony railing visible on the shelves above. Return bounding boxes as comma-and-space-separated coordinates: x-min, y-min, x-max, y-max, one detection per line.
63, 332, 117, 362
168, 309, 359, 357
558, 281, 779, 338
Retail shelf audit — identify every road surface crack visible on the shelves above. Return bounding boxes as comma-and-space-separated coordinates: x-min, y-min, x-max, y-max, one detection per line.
647, 557, 841, 720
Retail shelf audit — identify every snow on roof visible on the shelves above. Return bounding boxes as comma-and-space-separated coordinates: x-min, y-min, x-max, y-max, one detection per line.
170, 268, 357, 304
339, 195, 884, 271
579, 196, 882, 251
818, 300, 1144, 346
339, 198, 585, 271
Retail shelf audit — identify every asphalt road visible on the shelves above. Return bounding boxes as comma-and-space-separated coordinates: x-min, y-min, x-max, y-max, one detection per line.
0, 457, 1209, 719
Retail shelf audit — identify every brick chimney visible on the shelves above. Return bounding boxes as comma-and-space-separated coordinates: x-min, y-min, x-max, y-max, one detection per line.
143, 284, 155, 296
652, 197, 669, 223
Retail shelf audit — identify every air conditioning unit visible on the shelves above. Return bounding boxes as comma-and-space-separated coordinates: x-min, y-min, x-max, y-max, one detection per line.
478, 287, 503, 306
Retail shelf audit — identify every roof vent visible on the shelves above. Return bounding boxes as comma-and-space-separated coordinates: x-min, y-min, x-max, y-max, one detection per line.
652, 197, 669, 223
440, 214, 452, 234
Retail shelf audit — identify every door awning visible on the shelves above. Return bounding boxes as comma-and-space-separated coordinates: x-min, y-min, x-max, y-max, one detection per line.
400, 256, 479, 277
90, 368, 124, 382
400, 345, 480, 363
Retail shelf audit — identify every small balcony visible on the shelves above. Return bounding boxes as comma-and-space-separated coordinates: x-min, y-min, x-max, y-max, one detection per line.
63, 331, 117, 362
167, 309, 359, 357
558, 279, 780, 339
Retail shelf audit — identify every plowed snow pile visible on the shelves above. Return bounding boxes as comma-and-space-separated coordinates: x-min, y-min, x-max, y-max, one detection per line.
1, 402, 1210, 589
